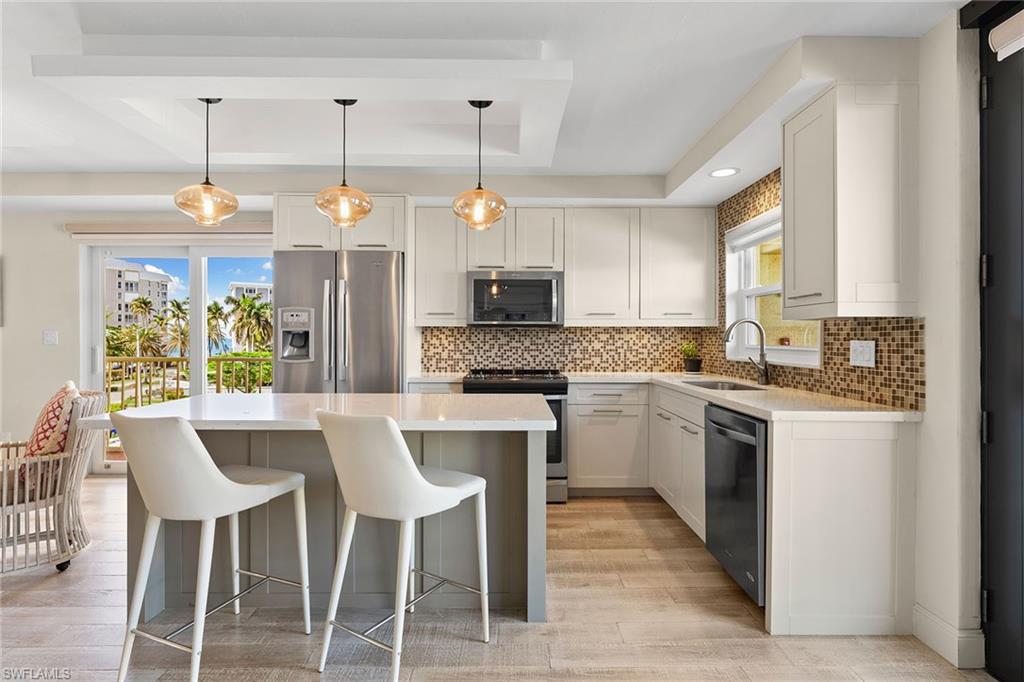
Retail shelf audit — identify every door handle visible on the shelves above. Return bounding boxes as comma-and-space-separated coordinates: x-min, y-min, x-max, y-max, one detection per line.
356, 244, 388, 248
591, 392, 623, 397
788, 292, 823, 300
707, 420, 757, 445
585, 312, 616, 316
338, 280, 349, 371
322, 280, 333, 382
656, 412, 671, 421
663, 312, 694, 316
680, 424, 700, 435
591, 408, 623, 414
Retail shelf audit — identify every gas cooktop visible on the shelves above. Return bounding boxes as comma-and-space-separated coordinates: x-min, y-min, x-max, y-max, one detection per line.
462, 368, 568, 394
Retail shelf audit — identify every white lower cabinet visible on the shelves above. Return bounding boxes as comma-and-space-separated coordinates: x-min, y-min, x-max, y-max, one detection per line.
678, 419, 706, 541
568, 404, 649, 488
650, 388, 706, 540
650, 408, 683, 510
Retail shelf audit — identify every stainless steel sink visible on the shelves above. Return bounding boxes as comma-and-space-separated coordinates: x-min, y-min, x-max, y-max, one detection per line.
686, 380, 765, 391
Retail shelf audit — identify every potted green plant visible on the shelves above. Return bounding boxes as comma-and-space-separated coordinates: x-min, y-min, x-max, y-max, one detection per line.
681, 340, 703, 374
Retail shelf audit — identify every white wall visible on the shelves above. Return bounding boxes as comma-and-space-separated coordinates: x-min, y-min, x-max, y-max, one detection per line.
913, 14, 984, 668
0, 211, 84, 436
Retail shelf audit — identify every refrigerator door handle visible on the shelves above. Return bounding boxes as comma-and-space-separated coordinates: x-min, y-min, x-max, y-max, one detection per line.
322, 279, 333, 382
338, 279, 349, 371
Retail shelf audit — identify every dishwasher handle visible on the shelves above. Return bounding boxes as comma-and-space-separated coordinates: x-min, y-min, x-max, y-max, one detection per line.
706, 419, 757, 446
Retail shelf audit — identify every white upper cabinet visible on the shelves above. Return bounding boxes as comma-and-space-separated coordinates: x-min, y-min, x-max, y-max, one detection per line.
640, 208, 717, 325
341, 195, 406, 251
565, 208, 641, 323
273, 194, 341, 251
274, 194, 406, 252
515, 208, 565, 270
467, 214, 515, 270
783, 83, 918, 319
415, 207, 467, 325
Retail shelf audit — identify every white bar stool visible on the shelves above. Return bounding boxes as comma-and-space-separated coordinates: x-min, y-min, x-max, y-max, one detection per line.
111, 413, 311, 682
316, 411, 489, 682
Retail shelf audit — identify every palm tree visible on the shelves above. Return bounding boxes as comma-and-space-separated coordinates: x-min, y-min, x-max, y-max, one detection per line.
164, 298, 190, 357
128, 296, 154, 326
206, 300, 229, 355
225, 293, 273, 352
129, 324, 164, 357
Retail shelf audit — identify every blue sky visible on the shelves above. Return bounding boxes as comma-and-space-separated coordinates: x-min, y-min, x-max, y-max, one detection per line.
121, 257, 273, 306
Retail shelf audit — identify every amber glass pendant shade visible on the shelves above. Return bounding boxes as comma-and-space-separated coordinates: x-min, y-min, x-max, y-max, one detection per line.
316, 99, 372, 228
453, 100, 506, 231
174, 181, 239, 227
453, 187, 507, 231
315, 184, 374, 228
175, 98, 237, 226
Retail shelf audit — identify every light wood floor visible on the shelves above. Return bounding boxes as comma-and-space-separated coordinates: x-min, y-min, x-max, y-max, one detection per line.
0, 477, 993, 680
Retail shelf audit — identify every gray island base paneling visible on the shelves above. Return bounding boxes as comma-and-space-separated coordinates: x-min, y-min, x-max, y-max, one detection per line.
127, 429, 547, 624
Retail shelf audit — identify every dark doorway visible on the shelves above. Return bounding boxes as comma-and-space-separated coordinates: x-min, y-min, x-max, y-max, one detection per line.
969, 2, 1024, 679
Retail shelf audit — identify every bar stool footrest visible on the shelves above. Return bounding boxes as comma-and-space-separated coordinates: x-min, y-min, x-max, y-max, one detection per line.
330, 568, 483, 652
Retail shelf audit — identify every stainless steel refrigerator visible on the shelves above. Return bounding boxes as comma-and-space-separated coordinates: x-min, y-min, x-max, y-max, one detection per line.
273, 250, 403, 394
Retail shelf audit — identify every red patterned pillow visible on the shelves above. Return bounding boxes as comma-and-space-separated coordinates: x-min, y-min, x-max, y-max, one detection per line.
26, 381, 80, 456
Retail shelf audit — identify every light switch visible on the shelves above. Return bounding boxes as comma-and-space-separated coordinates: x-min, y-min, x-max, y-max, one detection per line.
42, 330, 59, 346
850, 340, 876, 368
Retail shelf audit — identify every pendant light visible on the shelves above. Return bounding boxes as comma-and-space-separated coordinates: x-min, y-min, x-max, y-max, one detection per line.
316, 99, 373, 228
174, 98, 239, 227
452, 100, 506, 231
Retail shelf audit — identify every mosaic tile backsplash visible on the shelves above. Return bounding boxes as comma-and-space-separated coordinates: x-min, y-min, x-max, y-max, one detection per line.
421, 326, 703, 373
420, 168, 925, 410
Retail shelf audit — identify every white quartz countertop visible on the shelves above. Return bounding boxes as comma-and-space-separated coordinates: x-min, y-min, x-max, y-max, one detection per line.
649, 376, 920, 422
79, 393, 557, 432
407, 372, 921, 422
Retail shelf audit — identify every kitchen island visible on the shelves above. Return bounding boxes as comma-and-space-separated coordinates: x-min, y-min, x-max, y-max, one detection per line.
79, 393, 556, 623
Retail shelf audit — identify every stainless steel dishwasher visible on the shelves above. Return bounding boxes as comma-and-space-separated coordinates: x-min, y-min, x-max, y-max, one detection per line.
704, 404, 767, 606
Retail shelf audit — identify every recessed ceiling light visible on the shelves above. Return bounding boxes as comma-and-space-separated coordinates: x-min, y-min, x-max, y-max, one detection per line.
710, 167, 739, 178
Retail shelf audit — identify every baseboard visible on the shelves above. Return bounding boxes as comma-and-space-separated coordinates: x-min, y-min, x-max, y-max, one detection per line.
569, 487, 657, 497
913, 603, 985, 669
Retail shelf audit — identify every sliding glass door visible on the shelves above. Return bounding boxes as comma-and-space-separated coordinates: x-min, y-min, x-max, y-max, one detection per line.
86, 245, 272, 474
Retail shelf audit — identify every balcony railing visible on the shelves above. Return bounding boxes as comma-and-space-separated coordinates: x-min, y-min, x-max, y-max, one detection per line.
103, 355, 273, 410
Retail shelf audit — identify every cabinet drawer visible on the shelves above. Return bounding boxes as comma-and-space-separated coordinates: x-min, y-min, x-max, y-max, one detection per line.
654, 387, 706, 427
570, 384, 648, 405
407, 382, 462, 394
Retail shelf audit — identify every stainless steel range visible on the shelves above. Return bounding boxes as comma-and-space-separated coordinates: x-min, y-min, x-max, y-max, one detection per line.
462, 369, 569, 503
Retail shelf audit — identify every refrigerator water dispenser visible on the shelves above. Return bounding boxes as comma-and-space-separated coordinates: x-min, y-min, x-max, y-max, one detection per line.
278, 308, 314, 362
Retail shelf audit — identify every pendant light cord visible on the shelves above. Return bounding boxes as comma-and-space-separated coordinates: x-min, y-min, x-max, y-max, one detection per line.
204, 99, 211, 184
477, 104, 483, 190
342, 103, 348, 187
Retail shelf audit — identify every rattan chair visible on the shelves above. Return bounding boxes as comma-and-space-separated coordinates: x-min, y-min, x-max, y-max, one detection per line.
0, 392, 106, 573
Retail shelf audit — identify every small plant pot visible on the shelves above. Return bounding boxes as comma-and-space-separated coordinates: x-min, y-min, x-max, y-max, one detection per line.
684, 358, 703, 373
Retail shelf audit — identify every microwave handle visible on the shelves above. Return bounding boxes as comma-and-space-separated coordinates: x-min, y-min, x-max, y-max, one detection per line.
551, 278, 559, 323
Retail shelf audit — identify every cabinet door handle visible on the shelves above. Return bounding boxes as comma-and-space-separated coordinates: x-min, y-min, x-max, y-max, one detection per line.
656, 412, 671, 421
680, 425, 699, 435
591, 408, 623, 414
425, 311, 455, 316
788, 292, 823, 300
663, 312, 693, 316
293, 244, 324, 249
591, 392, 623, 397
585, 312, 616, 316
476, 265, 506, 269
356, 243, 388, 248
524, 265, 553, 269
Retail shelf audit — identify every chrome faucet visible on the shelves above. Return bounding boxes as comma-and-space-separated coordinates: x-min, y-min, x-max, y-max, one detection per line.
724, 318, 771, 385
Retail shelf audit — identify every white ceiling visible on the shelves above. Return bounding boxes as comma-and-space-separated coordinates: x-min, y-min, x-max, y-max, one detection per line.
3, 2, 960, 193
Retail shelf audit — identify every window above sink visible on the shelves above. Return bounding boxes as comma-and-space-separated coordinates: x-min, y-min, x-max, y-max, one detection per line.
724, 206, 822, 369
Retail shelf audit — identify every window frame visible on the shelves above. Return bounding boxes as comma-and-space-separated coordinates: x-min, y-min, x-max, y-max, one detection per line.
724, 206, 822, 369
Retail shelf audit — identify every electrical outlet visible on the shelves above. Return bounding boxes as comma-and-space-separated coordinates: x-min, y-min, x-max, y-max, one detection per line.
850, 340, 876, 368
42, 330, 59, 346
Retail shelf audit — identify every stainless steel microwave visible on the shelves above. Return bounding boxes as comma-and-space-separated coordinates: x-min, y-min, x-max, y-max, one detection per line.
467, 270, 564, 326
